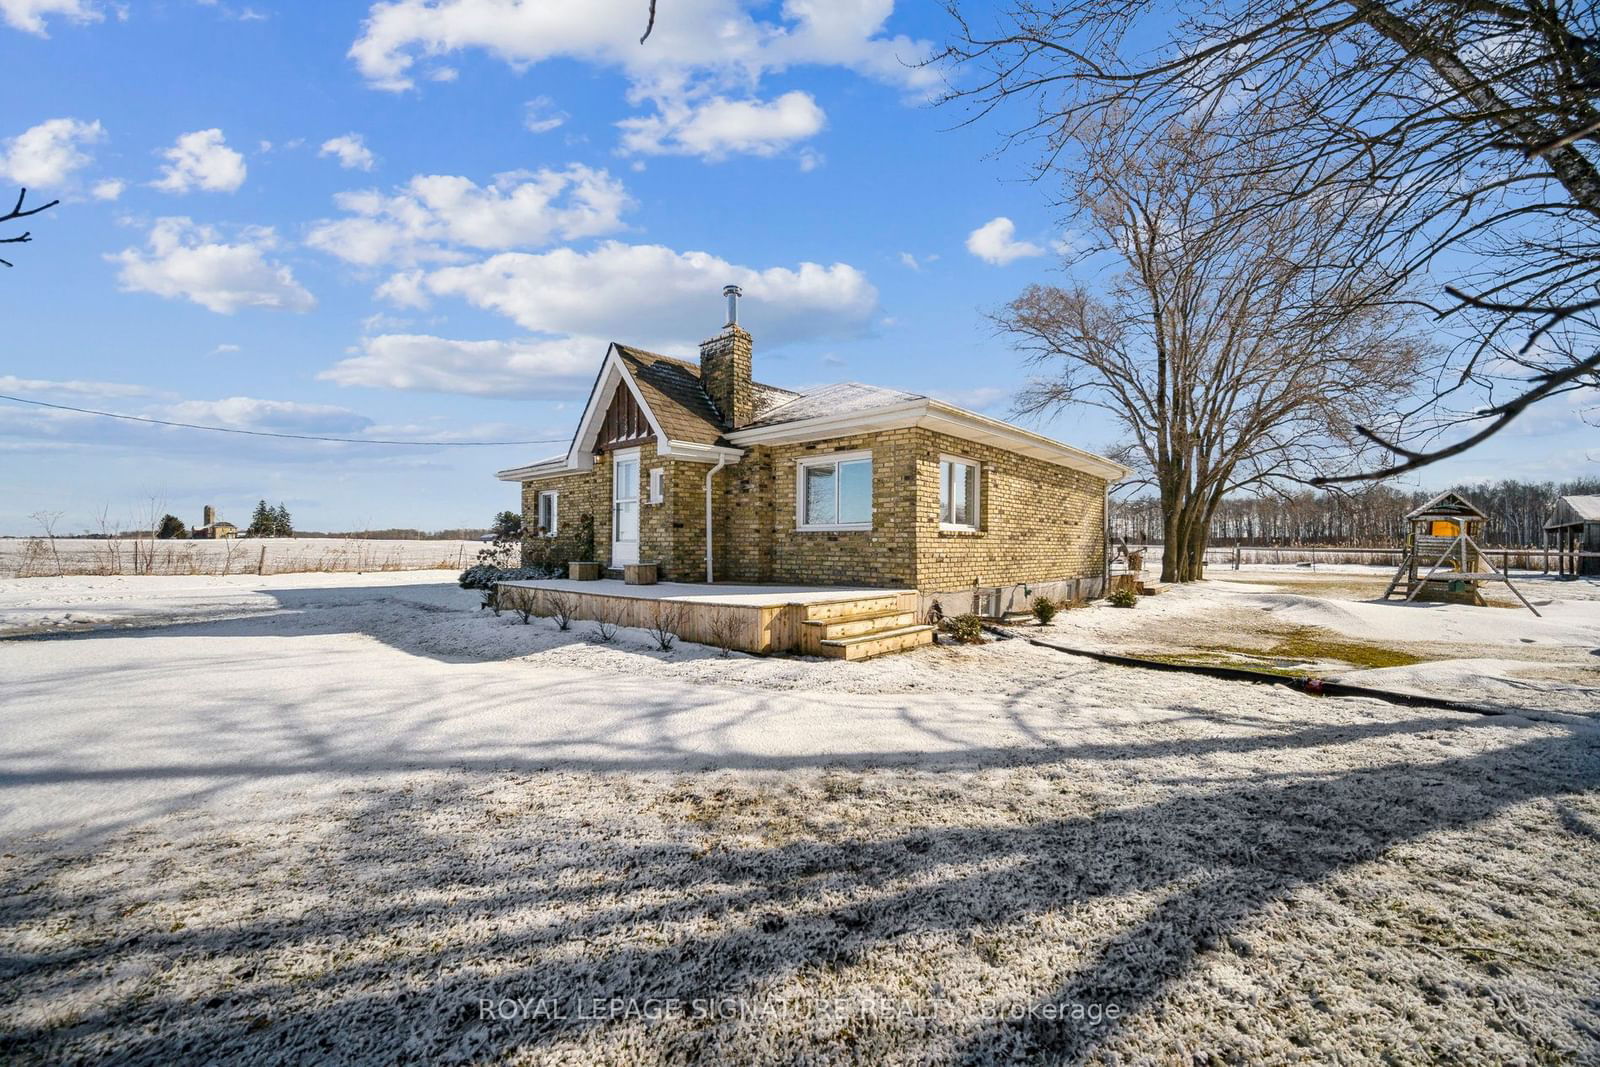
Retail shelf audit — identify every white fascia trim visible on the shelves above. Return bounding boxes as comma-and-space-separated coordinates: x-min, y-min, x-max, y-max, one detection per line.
723, 399, 928, 446
659, 440, 744, 463
920, 403, 1132, 481
724, 398, 1132, 481
496, 459, 582, 482
566, 345, 671, 466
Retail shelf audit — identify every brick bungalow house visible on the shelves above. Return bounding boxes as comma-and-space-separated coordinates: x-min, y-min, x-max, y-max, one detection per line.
497, 286, 1129, 618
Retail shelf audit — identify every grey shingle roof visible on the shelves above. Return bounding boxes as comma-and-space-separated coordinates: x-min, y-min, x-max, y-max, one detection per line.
610, 344, 800, 445
744, 382, 926, 428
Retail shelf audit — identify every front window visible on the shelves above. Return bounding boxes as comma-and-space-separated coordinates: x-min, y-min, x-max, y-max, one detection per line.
797, 452, 872, 530
536, 491, 558, 536
939, 456, 980, 530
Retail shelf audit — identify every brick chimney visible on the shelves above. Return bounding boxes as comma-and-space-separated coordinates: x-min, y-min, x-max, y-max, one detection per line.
203, 505, 216, 527
699, 284, 754, 428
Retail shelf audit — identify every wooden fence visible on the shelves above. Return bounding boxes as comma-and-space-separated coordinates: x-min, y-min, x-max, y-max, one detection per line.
1197, 544, 1600, 573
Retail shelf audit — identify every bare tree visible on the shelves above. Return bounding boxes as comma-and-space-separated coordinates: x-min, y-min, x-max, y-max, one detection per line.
1, 188, 58, 268
29, 510, 65, 577
940, 0, 1600, 479
1002, 118, 1429, 582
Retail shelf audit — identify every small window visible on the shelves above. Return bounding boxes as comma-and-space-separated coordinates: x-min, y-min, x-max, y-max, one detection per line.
648, 467, 665, 504
536, 491, 558, 536
797, 451, 872, 530
939, 456, 980, 530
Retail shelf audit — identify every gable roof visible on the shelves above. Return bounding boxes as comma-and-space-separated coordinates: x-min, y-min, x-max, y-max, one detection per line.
612, 345, 727, 446
498, 342, 1131, 482
1405, 490, 1486, 521
1546, 494, 1600, 529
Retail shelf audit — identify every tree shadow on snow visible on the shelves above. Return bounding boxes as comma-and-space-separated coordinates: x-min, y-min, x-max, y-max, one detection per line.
2, 713, 1596, 1064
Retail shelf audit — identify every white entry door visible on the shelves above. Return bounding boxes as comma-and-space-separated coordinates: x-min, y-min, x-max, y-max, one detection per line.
611, 448, 641, 565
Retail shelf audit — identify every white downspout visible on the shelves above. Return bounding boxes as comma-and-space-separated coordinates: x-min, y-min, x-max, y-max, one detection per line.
705, 456, 728, 583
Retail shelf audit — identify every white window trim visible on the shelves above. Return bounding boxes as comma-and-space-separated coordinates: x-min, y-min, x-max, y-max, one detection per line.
795, 449, 874, 532
536, 490, 559, 537
647, 467, 665, 504
938, 453, 982, 532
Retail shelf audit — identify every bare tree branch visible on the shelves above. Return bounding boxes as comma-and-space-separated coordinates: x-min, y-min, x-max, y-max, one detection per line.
0, 187, 59, 268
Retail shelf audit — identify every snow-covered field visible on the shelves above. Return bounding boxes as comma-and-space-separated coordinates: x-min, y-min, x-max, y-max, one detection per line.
2, 570, 1598, 1063
0, 536, 479, 579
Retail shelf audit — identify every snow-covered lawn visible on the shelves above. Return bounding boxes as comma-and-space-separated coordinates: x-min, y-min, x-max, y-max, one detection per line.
2, 571, 1598, 1063
1047, 564, 1600, 714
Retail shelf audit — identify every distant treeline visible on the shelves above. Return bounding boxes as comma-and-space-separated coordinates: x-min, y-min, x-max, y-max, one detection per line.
1113, 479, 1600, 547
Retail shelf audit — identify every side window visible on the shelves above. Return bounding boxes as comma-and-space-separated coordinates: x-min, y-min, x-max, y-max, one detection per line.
939, 456, 980, 530
648, 467, 665, 504
536, 491, 558, 536
797, 452, 873, 530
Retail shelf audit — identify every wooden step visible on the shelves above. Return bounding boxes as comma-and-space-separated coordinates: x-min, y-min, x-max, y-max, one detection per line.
803, 596, 904, 622
1137, 581, 1167, 596
802, 609, 917, 641
819, 624, 935, 661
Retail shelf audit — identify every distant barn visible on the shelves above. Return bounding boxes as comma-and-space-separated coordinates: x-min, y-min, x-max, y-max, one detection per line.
192, 505, 238, 540
1545, 495, 1600, 577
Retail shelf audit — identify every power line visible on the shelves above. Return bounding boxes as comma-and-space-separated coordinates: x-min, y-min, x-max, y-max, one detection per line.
0, 393, 565, 447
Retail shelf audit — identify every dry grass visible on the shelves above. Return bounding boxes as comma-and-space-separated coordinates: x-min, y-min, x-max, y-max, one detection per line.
0, 538, 475, 579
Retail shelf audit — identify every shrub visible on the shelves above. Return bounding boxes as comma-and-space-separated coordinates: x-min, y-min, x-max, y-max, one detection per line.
458, 563, 562, 589
941, 613, 983, 644
547, 591, 576, 631
505, 588, 537, 624
591, 606, 619, 643
1031, 595, 1057, 626
647, 601, 683, 652
706, 609, 739, 656
1108, 587, 1139, 608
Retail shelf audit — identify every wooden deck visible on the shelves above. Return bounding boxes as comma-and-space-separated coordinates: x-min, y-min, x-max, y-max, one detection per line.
492, 579, 928, 657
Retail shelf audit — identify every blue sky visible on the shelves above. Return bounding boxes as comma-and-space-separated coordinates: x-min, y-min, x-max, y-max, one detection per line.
1, 0, 1592, 534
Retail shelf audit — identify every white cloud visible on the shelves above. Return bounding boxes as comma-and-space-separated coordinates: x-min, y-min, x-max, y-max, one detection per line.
305, 165, 632, 267
898, 251, 938, 271
348, 0, 936, 159
931, 386, 1008, 412
90, 178, 123, 200
109, 217, 316, 314
350, 0, 936, 94
617, 91, 825, 160
321, 333, 599, 397
522, 96, 567, 134
0, 0, 99, 35
209, 343, 242, 356
387, 240, 878, 351
0, 374, 149, 398
966, 216, 1044, 266
0, 117, 104, 186
153, 128, 247, 194
319, 133, 376, 171
165, 396, 370, 433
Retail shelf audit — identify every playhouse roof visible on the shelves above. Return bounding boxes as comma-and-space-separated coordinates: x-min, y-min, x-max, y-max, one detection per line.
1405, 491, 1486, 521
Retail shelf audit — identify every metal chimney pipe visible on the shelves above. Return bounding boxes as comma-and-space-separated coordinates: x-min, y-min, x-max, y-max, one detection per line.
723, 284, 742, 326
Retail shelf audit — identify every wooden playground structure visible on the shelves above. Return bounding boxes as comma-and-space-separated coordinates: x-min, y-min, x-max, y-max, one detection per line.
1381, 492, 1540, 616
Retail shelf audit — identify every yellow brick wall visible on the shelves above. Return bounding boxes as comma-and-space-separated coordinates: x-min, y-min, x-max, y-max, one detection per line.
523, 427, 1107, 598
910, 428, 1106, 593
